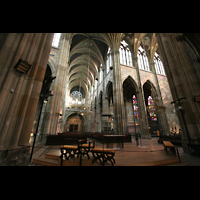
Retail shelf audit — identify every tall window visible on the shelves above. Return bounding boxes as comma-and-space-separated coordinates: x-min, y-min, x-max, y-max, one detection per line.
106, 47, 112, 74
132, 95, 139, 125
52, 33, 61, 48
119, 40, 133, 66
154, 52, 165, 75
137, 46, 150, 71
147, 96, 157, 121
100, 68, 103, 83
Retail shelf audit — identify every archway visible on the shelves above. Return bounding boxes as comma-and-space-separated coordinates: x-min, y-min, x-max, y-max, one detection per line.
30, 64, 52, 143
107, 81, 113, 113
143, 80, 161, 136
123, 76, 139, 135
107, 81, 114, 131
64, 113, 84, 132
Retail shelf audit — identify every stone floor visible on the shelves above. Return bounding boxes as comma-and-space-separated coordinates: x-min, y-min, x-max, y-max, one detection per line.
30, 137, 200, 166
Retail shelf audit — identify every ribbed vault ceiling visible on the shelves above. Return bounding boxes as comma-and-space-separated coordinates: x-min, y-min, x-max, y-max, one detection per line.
68, 33, 158, 98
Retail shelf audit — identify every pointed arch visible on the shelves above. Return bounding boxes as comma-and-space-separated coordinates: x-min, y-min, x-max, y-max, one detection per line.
98, 90, 103, 104
106, 81, 113, 98
143, 80, 158, 107
122, 75, 138, 91
47, 59, 56, 76
65, 112, 86, 124
122, 75, 139, 101
64, 112, 86, 132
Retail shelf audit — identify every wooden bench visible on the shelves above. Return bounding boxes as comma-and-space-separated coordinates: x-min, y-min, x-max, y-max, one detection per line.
60, 140, 95, 166
163, 141, 176, 155
91, 148, 115, 166
78, 140, 95, 159
60, 145, 79, 162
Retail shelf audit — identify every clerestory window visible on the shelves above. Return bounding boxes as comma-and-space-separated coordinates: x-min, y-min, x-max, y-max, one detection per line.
154, 52, 166, 75
137, 46, 150, 71
119, 40, 133, 66
52, 33, 61, 48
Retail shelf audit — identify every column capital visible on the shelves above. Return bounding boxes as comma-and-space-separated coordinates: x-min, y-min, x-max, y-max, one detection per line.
60, 33, 72, 43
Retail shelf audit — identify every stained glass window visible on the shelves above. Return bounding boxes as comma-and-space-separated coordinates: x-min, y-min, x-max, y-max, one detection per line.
71, 91, 82, 101
147, 96, 157, 121
132, 95, 139, 124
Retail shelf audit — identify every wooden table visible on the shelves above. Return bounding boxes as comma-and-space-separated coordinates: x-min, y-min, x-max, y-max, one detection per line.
103, 135, 125, 148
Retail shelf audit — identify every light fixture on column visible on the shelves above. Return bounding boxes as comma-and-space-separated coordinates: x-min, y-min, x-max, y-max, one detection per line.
14, 59, 32, 74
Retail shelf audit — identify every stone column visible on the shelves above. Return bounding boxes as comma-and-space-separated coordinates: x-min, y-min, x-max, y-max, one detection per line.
123, 97, 129, 134
18, 34, 54, 147
0, 33, 53, 165
101, 67, 109, 132
132, 56, 151, 138
111, 50, 125, 134
96, 71, 101, 132
44, 33, 72, 135
91, 97, 96, 132
156, 33, 200, 153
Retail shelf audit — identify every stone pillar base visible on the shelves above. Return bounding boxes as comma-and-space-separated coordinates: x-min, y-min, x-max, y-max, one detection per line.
0, 146, 31, 166
182, 137, 190, 154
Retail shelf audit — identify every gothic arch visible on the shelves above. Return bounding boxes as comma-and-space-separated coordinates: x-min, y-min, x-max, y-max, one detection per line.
122, 75, 140, 135
47, 59, 56, 76
98, 90, 103, 104
64, 112, 86, 132
143, 80, 160, 135
122, 75, 138, 92
64, 112, 86, 124
143, 80, 158, 100
106, 81, 113, 98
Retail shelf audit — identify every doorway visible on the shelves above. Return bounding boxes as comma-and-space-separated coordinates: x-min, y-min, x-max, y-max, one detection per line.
69, 124, 78, 132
